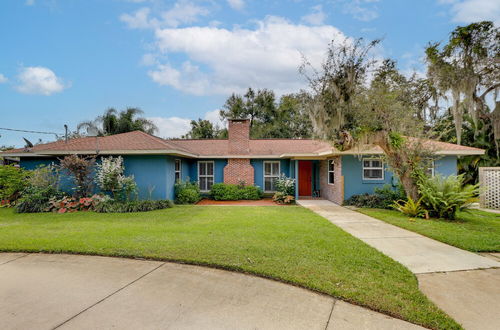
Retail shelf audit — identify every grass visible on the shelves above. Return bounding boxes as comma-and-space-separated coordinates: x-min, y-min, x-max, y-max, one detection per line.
0, 206, 459, 329
359, 208, 500, 252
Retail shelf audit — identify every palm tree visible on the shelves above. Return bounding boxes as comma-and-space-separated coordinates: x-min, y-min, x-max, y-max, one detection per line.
77, 107, 157, 136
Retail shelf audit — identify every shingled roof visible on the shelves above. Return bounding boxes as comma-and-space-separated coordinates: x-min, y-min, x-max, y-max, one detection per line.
1, 130, 484, 158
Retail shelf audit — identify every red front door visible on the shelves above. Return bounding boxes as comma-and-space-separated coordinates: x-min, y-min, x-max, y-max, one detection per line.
298, 161, 312, 196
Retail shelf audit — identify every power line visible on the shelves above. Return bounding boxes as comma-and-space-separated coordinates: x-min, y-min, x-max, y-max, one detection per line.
0, 127, 61, 137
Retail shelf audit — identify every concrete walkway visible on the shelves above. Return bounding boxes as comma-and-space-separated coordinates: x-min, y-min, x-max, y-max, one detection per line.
0, 253, 422, 330
298, 200, 500, 329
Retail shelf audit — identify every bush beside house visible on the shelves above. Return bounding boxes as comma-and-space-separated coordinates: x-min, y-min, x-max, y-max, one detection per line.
210, 183, 262, 201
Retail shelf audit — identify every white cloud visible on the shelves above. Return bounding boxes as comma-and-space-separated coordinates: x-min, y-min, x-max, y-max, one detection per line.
301, 5, 326, 26
227, 0, 245, 11
16, 66, 68, 95
342, 0, 379, 22
0, 74, 7, 83
148, 116, 191, 138
120, 1, 209, 29
149, 109, 223, 138
25, 0, 35, 6
149, 16, 345, 95
440, 0, 500, 25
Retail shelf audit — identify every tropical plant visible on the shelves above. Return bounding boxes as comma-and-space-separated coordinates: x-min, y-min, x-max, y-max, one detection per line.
174, 180, 201, 204
28, 164, 60, 189
392, 198, 428, 218
94, 199, 173, 213
15, 186, 65, 213
59, 155, 96, 198
95, 156, 137, 200
77, 107, 157, 136
47, 194, 111, 213
274, 174, 295, 196
273, 191, 295, 204
0, 165, 29, 205
417, 174, 479, 219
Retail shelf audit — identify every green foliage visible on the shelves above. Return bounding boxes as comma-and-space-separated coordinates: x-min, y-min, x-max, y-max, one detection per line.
392, 198, 427, 218
274, 174, 295, 196
0, 165, 28, 204
174, 180, 201, 204
28, 164, 59, 190
95, 156, 138, 201
272, 191, 295, 204
210, 183, 263, 200
344, 184, 406, 209
388, 132, 404, 149
15, 186, 65, 213
94, 199, 173, 213
182, 119, 226, 139
417, 174, 479, 219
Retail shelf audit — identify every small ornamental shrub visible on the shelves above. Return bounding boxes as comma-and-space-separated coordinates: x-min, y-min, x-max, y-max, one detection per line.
392, 198, 428, 218
15, 186, 65, 213
94, 199, 173, 213
275, 174, 295, 196
95, 156, 137, 201
28, 164, 60, 190
174, 180, 201, 204
60, 155, 96, 198
47, 194, 111, 213
0, 165, 28, 205
344, 184, 406, 209
417, 174, 478, 220
210, 183, 263, 200
273, 191, 295, 204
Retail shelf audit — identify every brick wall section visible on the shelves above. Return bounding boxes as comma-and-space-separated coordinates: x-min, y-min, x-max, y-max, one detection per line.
224, 158, 254, 185
319, 157, 343, 204
228, 119, 250, 155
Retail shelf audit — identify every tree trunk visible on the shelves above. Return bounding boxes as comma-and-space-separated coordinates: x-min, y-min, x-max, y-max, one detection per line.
399, 171, 419, 201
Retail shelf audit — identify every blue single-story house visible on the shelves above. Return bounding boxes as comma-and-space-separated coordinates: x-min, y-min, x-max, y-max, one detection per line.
2, 119, 484, 204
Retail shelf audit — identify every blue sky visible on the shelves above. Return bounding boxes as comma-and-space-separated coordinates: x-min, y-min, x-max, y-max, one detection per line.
1, 0, 498, 147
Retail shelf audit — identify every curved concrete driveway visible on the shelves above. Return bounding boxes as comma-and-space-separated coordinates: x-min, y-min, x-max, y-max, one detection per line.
0, 253, 421, 330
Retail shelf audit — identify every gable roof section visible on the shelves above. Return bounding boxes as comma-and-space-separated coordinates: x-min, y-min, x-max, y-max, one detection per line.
1, 130, 484, 158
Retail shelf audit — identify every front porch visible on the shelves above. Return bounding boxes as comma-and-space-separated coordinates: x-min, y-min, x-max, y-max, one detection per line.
292, 158, 343, 204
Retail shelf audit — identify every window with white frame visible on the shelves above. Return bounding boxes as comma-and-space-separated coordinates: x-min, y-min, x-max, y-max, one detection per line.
198, 161, 214, 191
175, 159, 181, 182
328, 160, 335, 184
362, 158, 384, 180
425, 159, 435, 177
263, 161, 280, 192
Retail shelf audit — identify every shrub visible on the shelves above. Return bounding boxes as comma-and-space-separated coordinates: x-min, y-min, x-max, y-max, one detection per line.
28, 164, 60, 189
417, 174, 478, 219
15, 186, 65, 213
210, 183, 262, 200
47, 194, 111, 213
0, 165, 28, 205
273, 191, 295, 204
174, 180, 201, 204
94, 199, 173, 213
392, 198, 428, 218
344, 184, 405, 209
60, 155, 96, 198
95, 156, 137, 201
275, 174, 295, 196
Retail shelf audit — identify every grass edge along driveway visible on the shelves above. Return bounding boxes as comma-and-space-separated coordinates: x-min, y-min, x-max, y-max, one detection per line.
359, 208, 500, 252
0, 206, 460, 329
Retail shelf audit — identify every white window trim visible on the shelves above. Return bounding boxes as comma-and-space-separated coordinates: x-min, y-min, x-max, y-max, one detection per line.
328, 159, 335, 185
198, 161, 214, 192
362, 158, 384, 180
427, 159, 435, 177
175, 159, 182, 182
263, 161, 280, 192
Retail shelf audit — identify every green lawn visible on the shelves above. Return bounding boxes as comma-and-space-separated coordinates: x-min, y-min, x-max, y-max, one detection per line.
0, 206, 459, 329
359, 208, 500, 252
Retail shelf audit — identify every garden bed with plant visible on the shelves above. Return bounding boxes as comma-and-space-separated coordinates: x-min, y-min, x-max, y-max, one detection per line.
0, 205, 459, 329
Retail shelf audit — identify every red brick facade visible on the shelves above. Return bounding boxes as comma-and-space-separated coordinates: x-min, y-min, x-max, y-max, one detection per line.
319, 157, 343, 204
224, 158, 255, 185
224, 119, 254, 185
228, 119, 250, 155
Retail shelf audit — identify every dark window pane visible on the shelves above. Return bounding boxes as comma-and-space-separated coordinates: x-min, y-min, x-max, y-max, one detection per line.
272, 162, 279, 175
207, 162, 214, 175
199, 163, 206, 175
328, 172, 334, 184
372, 160, 382, 168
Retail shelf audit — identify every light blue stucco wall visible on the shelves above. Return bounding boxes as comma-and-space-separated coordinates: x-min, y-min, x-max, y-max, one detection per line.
342, 155, 458, 200
251, 159, 290, 191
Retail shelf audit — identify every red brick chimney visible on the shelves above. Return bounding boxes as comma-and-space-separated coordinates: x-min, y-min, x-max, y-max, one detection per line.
224, 119, 254, 185
228, 119, 250, 155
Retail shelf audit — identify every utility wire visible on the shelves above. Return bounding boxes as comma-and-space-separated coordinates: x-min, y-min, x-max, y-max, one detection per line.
0, 127, 61, 137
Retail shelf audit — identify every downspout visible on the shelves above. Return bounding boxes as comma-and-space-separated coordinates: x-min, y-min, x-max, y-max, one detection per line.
294, 160, 299, 200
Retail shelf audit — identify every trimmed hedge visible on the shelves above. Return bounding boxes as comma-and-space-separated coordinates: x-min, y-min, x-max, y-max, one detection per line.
210, 183, 263, 200
94, 200, 173, 213
343, 185, 406, 209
